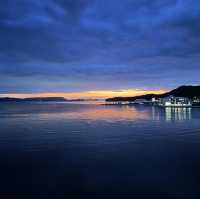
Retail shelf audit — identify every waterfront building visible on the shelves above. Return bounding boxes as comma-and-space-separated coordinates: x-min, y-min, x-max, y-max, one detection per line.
158, 96, 192, 107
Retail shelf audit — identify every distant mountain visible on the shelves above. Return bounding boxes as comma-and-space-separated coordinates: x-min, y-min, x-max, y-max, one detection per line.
0, 97, 67, 102
164, 86, 200, 98
0, 97, 99, 102
106, 94, 157, 102
0, 97, 23, 102
106, 86, 200, 102
23, 97, 67, 102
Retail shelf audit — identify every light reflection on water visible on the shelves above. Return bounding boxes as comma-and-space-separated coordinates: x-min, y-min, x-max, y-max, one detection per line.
165, 107, 192, 121
38, 105, 149, 122
151, 106, 192, 121
21, 105, 195, 122
0, 103, 198, 122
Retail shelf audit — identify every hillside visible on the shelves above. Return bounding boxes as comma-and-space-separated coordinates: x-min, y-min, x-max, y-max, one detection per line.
0, 97, 67, 102
106, 86, 200, 102
0, 97, 98, 102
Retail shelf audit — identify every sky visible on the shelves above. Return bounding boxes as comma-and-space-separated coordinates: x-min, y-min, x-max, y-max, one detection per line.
0, 0, 200, 98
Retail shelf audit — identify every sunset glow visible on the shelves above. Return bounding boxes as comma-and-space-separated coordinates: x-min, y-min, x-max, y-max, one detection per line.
0, 89, 166, 99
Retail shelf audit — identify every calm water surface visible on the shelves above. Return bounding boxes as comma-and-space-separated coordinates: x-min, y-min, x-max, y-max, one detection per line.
0, 102, 200, 199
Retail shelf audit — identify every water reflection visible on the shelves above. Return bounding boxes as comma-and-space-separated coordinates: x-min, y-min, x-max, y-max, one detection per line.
39, 105, 149, 121
1, 103, 200, 199
151, 106, 161, 121
151, 106, 193, 121
165, 107, 191, 121
1, 103, 198, 122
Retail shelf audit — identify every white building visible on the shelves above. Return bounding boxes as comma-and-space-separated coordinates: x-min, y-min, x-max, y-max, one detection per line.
158, 96, 192, 107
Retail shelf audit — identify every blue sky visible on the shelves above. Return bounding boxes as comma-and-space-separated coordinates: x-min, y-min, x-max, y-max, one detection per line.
0, 0, 200, 94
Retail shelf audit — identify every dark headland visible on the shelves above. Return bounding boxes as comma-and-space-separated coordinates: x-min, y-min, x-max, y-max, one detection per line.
106, 86, 200, 102
0, 97, 67, 102
0, 97, 98, 102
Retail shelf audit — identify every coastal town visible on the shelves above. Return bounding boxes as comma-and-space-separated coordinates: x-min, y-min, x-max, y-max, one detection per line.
105, 86, 200, 107
106, 96, 200, 107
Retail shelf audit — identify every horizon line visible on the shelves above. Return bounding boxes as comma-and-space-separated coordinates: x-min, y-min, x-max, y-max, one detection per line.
0, 89, 167, 99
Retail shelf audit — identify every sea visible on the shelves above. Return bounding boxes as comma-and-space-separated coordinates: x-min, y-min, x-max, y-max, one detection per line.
0, 102, 200, 199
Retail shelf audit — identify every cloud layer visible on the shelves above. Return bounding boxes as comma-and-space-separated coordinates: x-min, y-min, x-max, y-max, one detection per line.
0, 0, 200, 93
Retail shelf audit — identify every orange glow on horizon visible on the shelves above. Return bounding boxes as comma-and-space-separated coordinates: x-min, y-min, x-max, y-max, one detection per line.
0, 89, 167, 99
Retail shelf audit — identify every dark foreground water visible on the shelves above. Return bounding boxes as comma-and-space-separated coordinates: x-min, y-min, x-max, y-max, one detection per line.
0, 102, 200, 199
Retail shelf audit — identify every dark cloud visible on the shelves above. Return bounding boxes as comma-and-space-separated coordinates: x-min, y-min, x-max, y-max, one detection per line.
0, 0, 200, 92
